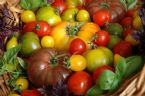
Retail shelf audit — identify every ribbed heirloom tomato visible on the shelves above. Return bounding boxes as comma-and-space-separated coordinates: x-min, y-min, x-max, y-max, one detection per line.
51, 21, 100, 51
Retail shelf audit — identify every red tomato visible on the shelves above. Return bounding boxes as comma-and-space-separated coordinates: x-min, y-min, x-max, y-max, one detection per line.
69, 38, 86, 54
123, 28, 134, 38
85, 0, 93, 4
23, 21, 37, 33
52, 1, 67, 14
93, 65, 114, 83
34, 21, 51, 37
93, 30, 110, 46
93, 9, 111, 26
120, 17, 133, 28
21, 89, 42, 96
67, 71, 92, 95
126, 9, 136, 17
113, 41, 132, 57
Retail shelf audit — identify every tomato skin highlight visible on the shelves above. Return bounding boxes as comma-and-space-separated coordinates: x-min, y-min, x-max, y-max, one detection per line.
93, 9, 111, 26
69, 38, 86, 54
93, 30, 110, 46
67, 71, 93, 95
33, 21, 51, 37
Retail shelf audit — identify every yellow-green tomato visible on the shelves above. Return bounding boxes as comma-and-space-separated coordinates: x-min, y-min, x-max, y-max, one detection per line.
41, 36, 54, 48
6, 36, 18, 50
70, 55, 87, 71
15, 77, 29, 91
21, 10, 36, 23
76, 9, 90, 22
85, 49, 109, 73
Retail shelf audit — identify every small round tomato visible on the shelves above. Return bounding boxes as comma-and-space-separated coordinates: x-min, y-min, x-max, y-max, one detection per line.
21, 89, 42, 96
123, 28, 134, 38
93, 65, 114, 83
69, 38, 86, 54
23, 21, 37, 33
93, 9, 111, 26
34, 21, 51, 37
67, 71, 92, 95
93, 30, 110, 46
121, 17, 133, 28
126, 9, 136, 17
76, 9, 90, 22
21, 10, 36, 23
52, 0, 67, 14
8, 93, 20, 96
70, 55, 87, 71
15, 77, 29, 91
41, 36, 54, 48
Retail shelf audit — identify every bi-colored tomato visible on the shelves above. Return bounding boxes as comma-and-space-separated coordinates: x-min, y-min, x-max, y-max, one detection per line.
70, 55, 87, 71
93, 65, 114, 83
93, 30, 110, 46
34, 21, 51, 37
67, 71, 92, 95
93, 9, 111, 26
69, 38, 86, 54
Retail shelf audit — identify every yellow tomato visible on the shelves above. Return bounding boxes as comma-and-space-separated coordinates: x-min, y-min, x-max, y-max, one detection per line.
15, 77, 29, 91
133, 15, 142, 29
6, 36, 18, 50
76, 9, 91, 22
41, 36, 54, 48
21, 10, 36, 23
70, 55, 87, 71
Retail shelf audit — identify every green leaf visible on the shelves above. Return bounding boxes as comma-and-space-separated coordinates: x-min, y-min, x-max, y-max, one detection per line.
127, 0, 138, 10
86, 85, 104, 96
124, 56, 143, 79
98, 70, 116, 90
3, 45, 21, 64
20, 0, 31, 10
17, 57, 26, 69
115, 57, 127, 78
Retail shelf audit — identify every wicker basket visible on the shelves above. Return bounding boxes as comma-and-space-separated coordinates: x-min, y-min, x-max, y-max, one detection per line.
0, 0, 145, 96
0, 0, 22, 96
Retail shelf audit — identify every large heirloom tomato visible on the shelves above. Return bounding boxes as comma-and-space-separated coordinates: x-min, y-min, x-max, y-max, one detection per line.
86, 0, 126, 23
27, 48, 70, 87
51, 22, 100, 51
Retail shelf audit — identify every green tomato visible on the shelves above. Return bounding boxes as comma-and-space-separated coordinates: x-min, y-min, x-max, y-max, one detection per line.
36, 6, 61, 26
85, 49, 109, 73
66, 0, 79, 8
61, 8, 78, 22
20, 32, 40, 56
21, 32, 39, 42
107, 35, 121, 49
105, 23, 123, 37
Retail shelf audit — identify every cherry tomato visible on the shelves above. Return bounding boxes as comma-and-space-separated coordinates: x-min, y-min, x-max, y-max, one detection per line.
93, 65, 114, 83
21, 89, 42, 96
93, 30, 110, 46
126, 9, 136, 17
123, 28, 134, 38
23, 21, 37, 33
113, 41, 132, 57
34, 21, 51, 37
21, 10, 36, 23
52, 0, 67, 14
15, 77, 29, 91
67, 71, 92, 95
121, 17, 133, 28
93, 9, 111, 26
70, 55, 87, 71
69, 38, 86, 54
41, 36, 54, 48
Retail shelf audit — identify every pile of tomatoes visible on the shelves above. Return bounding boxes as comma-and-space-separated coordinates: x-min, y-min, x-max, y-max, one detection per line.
7, 0, 143, 96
